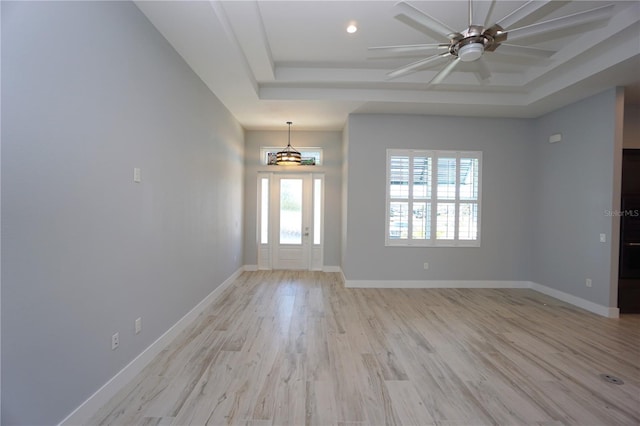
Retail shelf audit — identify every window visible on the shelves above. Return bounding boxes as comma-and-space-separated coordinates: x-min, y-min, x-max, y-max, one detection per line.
313, 178, 322, 245
386, 149, 481, 247
260, 177, 269, 244
260, 147, 323, 166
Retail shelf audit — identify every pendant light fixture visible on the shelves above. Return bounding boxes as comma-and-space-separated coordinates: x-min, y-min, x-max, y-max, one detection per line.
276, 121, 301, 165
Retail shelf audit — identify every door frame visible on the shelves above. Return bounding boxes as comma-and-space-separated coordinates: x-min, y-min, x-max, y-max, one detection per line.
257, 171, 324, 271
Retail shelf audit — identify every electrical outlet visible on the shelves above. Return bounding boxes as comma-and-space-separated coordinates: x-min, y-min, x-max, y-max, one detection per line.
111, 332, 119, 350
423, 262, 429, 270
600, 233, 606, 243
586, 278, 592, 288
135, 317, 142, 335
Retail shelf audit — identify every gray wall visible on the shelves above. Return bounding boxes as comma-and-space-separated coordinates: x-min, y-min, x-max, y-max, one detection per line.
343, 114, 535, 281
1, 2, 244, 424
532, 89, 619, 307
243, 130, 342, 267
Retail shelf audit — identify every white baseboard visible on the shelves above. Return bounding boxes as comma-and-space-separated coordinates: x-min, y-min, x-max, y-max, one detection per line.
243, 265, 341, 273
529, 281, 620, 318
344, 279, 530, 289
58, 267, 244, 426
343, 278, 619, 318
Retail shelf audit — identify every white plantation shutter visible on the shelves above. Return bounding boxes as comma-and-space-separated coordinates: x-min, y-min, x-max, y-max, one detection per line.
386, 149, 481, 247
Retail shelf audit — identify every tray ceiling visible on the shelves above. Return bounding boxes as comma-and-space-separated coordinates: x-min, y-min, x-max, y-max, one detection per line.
136, 1, 640, 130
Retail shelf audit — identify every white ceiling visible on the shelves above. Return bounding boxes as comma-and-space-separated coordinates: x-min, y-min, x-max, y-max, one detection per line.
135, 0, 640, 130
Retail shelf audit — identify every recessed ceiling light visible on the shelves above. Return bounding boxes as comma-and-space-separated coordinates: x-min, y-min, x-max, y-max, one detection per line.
346, 23, 357, 34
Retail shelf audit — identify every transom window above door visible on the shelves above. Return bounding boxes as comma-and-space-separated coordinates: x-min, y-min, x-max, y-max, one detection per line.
260, 147, 323, 166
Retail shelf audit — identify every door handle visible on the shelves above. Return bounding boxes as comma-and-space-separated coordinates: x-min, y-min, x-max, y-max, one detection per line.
624, 242, 640, 246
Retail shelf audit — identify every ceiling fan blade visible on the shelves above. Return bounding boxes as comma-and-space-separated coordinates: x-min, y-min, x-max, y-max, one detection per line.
429, 57, 461, 86
368, 43, 449, 55
387, 52, 451, 79
496, 1, 561, 30
468, 0, 496, 28
394, 2, 458, 41
505, 4, 615, 43
497, 44, 556, 58
474, 57, 491, 83
486, 53, 550, 66
471, 0, 496, 27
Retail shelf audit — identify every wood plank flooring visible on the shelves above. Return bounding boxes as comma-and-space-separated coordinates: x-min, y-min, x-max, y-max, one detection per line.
90, 271, 640, 425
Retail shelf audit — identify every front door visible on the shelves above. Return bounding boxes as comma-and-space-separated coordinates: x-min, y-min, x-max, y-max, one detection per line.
257, 172, 324, 270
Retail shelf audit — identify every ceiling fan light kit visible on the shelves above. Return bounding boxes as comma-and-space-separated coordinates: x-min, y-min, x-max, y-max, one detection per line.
457, 42, 484, 62
369, 1, 615, 86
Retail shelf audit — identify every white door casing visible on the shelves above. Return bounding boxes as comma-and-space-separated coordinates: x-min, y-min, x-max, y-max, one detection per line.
257, 172, 324, 271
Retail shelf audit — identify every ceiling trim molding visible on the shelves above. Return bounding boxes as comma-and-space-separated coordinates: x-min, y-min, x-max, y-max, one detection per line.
137, 1, 640, 129
221, 0, 275, 82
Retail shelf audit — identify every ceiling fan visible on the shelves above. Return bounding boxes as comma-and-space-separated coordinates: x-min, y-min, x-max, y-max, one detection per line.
369, 1, 615, 86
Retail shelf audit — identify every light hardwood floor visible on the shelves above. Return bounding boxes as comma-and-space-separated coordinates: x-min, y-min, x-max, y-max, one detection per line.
91, 271, 640, 425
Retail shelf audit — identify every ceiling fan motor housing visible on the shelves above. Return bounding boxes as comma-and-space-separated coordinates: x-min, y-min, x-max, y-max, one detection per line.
450, 24, 507, 61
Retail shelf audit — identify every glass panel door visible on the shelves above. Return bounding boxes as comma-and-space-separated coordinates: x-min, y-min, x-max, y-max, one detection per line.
279, 179, 303, 244
257, 172, 324, 271
272, 174, 311, 270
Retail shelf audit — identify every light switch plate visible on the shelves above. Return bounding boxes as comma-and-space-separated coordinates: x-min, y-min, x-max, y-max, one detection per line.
549, 133, 562, 143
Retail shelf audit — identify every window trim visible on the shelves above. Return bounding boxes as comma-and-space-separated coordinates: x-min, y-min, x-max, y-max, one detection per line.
385, 149, 482, 247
